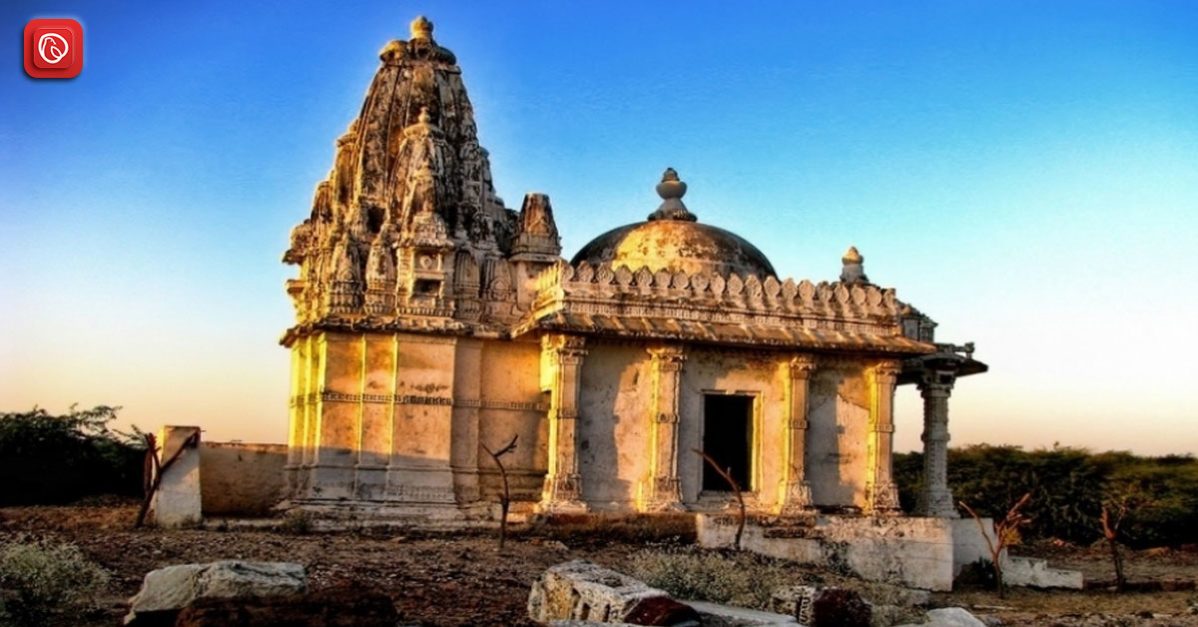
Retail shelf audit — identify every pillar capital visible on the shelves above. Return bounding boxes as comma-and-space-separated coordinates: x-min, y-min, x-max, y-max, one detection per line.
788, 354, 817, 380
647, 344, 686, 370
871, 360, 903, 384
918, 369, 956, 398
542, 333, 587, 359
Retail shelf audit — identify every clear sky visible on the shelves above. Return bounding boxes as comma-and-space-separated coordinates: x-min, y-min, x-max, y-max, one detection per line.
2, 1, 1195, 454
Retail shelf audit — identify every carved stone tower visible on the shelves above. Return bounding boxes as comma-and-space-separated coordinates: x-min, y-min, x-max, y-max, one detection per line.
280, 17, 560, 514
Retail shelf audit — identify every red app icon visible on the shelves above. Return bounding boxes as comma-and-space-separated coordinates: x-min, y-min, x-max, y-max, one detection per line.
24, 19, 84, 79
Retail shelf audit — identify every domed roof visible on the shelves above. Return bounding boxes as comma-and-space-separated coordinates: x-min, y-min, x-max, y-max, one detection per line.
570, 169, 776, 277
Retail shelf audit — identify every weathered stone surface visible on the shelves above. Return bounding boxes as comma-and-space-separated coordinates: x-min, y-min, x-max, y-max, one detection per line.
150, 426, 202, 528
124, 561, 305, 625
527, 560, 680, 624
699, 515, 957, 591
896, 607, 987, 627
683, 600, 798, 626
1002, 555, 1084, 590
173, 584, 397, 627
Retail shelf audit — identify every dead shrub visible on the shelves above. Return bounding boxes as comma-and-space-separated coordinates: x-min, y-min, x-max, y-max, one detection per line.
281, 509, 314, 535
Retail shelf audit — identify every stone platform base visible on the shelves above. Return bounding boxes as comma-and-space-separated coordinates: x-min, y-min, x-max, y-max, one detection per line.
696, 514, 997, 592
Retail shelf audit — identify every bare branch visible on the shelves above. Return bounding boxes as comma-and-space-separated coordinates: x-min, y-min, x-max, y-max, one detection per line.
693, 448, 745, 551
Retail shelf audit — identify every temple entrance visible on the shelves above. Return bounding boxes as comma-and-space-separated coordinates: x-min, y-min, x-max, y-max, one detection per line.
702, 394, 753, 491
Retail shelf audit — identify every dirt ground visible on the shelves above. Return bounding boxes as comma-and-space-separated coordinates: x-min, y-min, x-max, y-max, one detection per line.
2, 503, 1197, 626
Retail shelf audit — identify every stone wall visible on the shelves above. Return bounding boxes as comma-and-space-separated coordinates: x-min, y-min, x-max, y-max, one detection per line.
199, 442, 288, 516
697, 514, 958, 591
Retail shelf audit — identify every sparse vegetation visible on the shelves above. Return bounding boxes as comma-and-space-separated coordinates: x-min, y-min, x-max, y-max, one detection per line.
625, 547, 792, 609
0, 535, 110, 626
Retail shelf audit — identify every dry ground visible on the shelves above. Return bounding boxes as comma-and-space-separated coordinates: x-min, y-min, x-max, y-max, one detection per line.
2, 503, 1197, 626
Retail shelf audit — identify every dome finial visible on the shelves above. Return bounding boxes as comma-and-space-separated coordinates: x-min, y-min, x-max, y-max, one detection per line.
411, 15, 434, 40
649, 167, 696, 221
840, 246, 869, 284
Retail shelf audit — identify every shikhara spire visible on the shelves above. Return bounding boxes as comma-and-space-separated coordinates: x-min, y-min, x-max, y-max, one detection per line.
282, 17, 560, 340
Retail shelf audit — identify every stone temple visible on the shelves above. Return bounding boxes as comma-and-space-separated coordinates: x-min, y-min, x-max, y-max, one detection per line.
279, 17, 987, 522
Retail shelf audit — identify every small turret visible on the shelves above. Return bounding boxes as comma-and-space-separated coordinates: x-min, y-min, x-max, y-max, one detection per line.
840, 246, 869, 284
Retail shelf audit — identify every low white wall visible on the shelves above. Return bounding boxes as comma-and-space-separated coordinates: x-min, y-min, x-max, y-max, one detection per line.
697, 514, 957, 591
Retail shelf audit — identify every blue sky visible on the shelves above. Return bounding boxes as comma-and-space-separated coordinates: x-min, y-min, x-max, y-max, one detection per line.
2, 1, 1196, 453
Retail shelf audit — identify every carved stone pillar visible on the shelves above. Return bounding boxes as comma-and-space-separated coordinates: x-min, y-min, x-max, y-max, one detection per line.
916, 370, 958, 517
866, 361, 902, 515
779, 355, 816, 514
539, 333, 588, 512
646, 345, 686, 512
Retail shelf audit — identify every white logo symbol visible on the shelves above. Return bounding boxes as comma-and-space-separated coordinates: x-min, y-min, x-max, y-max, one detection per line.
37, 32, 69, 64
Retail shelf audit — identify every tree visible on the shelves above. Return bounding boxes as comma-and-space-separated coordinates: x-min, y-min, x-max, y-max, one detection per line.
960, 492, 1032, 598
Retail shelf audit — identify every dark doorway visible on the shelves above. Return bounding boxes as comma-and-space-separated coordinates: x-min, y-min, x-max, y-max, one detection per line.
702, 394, 753, 492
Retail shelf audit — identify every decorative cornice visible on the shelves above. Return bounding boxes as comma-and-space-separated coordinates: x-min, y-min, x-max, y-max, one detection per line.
296, 391, 454, 406
454, 398, 550, 412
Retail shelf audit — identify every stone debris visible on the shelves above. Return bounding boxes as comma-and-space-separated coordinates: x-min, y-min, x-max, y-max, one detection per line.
1002, 555, 1084, 590
896, 607, 987, 627
528, 560, 700, 625
683, 600, 799, 626
173, 583, 398, 627
770, 585, 870, 626
124, 561, 305, 625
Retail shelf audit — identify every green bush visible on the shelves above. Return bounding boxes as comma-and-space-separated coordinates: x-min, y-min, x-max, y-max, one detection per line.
0, 405, 145, 505
0, 536, 110, 625
624, 547, 793, 609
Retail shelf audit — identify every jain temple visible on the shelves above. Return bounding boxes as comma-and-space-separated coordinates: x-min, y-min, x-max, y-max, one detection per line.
139, 16, 1072, 591
276, 16, 988, 525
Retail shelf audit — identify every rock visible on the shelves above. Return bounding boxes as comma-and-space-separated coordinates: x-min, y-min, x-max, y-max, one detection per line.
124, 561, 305, 626
683, 600, 798, 625
770, 586, 870, 626
528, 560, 685, 625
897, 607, 985, 627
173, 584, 397, 626
549, 622, 641, 627
812, 588, 870, 627
625, 596, 703, 626
1001, 556, 1083, 590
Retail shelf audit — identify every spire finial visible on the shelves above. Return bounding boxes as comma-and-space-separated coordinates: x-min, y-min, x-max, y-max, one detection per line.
840, 246, 869, 284
411, 15, 434, 40
648, 167, 697, 221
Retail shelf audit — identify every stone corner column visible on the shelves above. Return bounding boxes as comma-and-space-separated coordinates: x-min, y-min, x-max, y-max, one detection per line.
916, 369, 959, 518
866, 360, 902, 516
538, 333, 588, 513
645, 344, 686, 512
778, 355, 817, 515
150, 425, 203, 528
